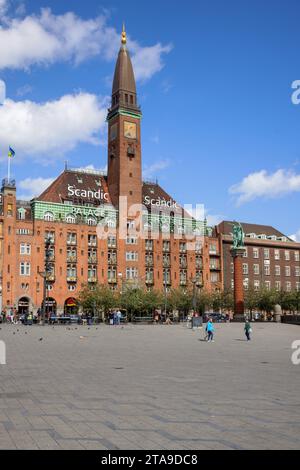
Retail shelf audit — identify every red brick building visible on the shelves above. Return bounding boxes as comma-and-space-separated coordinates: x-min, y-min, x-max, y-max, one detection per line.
0, 28, 222, 316
217, 221, 300, 293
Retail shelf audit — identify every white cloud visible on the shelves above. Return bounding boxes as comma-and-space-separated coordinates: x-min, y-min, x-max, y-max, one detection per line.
131, 42, 173, 82
0, 8, 172, 81
0, 79, 5, 104
290, 229, 300, 242
18, 176, 54, 200
16, 84, 32, 96
0, 92, 108, 161
143, 159, 170, 179
229, 169, 300, 205
0, 0, 8, 15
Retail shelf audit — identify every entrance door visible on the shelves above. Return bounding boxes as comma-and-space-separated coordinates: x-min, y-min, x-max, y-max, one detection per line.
64, 298, 78, 316
18, 297, 30, 315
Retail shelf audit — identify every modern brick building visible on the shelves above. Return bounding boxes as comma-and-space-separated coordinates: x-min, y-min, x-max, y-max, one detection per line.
217, 221, 300, 293
0, 27, 222, 317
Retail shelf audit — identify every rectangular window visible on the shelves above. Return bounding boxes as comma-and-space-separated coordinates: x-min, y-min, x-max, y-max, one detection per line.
20, 243, 31, 255
295, 251, 300, 262
285, 250, 290, 261
265, 281, 271, 290
126, 236, 138, 245
20, 262, 30, 276
274, 249, 280, 260
285, 266, 291, 277
264, 265, 270, 276
254, 280, 260, 291
108, 236, 116, 248
253, 264, 259, 275
126, 267, 138, 280
286, 281, 291, 292
264, 249, 270, 259
275, 281, 281, 291
295, 266, 300, 277
275, 265, 281, 276
126, 252, 138, 261
253, 248, 259, 259
146, 239, 154, 251
88, 234, 97, 247
242, 263, 248, 275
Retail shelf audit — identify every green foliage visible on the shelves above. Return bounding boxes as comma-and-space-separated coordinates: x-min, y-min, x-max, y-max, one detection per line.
78, 284, 116, 318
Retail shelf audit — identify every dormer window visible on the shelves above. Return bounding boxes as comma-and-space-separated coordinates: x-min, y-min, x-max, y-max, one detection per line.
44, 211, 54, 222
18, 208, 26, 220
66, 214, 76, 224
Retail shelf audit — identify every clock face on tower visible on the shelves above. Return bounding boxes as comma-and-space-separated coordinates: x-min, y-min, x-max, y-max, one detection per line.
124, 121, 137, 139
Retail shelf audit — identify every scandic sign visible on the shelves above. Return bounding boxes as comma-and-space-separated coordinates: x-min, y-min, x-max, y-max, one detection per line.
67, 184, 179, 209
68, 184, 109, 201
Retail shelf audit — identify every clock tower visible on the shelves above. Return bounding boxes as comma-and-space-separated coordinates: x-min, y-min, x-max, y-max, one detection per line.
107, 25, 143, 210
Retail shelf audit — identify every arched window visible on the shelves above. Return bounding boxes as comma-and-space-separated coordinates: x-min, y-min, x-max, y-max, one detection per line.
44, 212, 54, 222
66, 214, 76, 224
87, 217, 97, 226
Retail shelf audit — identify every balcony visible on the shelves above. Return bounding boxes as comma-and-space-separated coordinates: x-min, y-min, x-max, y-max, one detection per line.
88, 277, 98, 284
180, 280, 187, 286
46, 275, 55, 282
88, 240, 97, 247
209, 250, 220, 256
108, 278, 117, 284
67, 240, 77, 246
210, 265, 221, 271
146, 278, 154, 285
108, 258, 117, 266
67, 276, 77, 283
88, 257, 97, 264
67, 255, 77, 263
146, 259, 154, 267
108, 242, 117, 249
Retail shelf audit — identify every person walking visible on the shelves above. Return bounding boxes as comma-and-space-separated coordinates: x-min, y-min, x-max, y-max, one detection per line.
244, 319, 252, 341
206, 319, 215, 342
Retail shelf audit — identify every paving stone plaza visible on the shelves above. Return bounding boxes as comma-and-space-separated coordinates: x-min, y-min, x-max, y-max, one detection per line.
0, 323, 300, 450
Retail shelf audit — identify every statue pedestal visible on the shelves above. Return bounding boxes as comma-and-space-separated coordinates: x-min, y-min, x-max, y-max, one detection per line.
231, 247, 247, 317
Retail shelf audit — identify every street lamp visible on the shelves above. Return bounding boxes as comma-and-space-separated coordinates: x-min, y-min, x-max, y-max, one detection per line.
164, 270, 168, 320
38, 236, 52, 325
118, 272, 123, 294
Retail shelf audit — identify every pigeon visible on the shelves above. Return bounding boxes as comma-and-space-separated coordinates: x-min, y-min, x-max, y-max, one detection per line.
39, 338, 43, 342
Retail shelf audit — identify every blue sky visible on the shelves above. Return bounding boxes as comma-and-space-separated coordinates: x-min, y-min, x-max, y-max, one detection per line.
0, 0, 300, 239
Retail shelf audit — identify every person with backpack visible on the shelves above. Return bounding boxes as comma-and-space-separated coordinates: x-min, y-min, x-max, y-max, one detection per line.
206, 319, 215, 342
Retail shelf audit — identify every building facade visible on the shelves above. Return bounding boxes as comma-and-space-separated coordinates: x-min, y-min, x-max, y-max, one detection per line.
0, 28, 222, 316
217, 221, 300, 293
0, 28, 299, 317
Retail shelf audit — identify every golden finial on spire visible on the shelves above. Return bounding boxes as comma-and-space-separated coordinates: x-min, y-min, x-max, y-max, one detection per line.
121, 23, 127, 45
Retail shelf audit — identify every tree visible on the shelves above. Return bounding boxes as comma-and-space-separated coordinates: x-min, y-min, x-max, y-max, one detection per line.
245, 287, 259, 318
219, 289, 234, 312
79, 284, 116, 321
168, 288, 193, 319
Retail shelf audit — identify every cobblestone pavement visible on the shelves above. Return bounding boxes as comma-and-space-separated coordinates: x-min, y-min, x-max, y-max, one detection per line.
0, 322, 299, 450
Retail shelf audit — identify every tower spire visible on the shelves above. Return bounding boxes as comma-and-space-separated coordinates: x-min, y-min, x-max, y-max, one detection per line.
121, 23, 127, 45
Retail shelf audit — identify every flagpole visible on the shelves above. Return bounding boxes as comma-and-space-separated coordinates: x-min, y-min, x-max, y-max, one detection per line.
7, 154, 11, 184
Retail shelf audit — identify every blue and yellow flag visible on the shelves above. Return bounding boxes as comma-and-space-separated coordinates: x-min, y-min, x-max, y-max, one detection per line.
8, 147, 15, 158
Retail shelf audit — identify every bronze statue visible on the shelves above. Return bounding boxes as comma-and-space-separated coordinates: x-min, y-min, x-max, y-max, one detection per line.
232, 222, 245, 249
